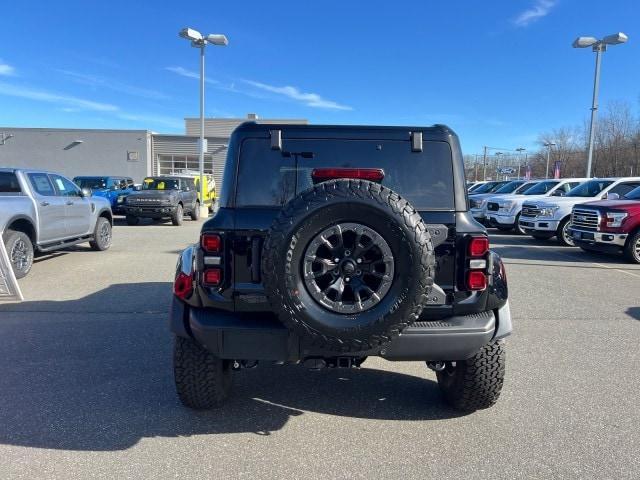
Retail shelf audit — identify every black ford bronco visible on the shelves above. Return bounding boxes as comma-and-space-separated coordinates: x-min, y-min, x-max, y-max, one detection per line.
170, 123, 511, 411
124, 176, 200, 226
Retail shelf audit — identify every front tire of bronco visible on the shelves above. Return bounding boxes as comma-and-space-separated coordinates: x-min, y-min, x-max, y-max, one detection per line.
173, 335, 232, 409
172, 204, 184, 226
435, 340, 506, 412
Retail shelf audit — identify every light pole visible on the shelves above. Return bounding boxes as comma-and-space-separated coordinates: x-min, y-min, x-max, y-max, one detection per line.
516, 147, 526, 179
179, 27, 228, 218
572, 32, 628, 178
495, 152, 503, 179
544, 142, 556, 179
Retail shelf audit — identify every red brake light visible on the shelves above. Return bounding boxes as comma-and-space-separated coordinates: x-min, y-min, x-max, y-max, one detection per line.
311, 168, 385, 183
203, 268, 221, 286
468, 237, 489, 257
467, 271, 487, 291
201, 233, 221, 252
173, 272, 193, 300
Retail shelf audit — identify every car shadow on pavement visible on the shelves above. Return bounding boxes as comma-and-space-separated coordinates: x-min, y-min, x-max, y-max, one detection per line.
626, 307, 640, 320
0, 282, 461, 452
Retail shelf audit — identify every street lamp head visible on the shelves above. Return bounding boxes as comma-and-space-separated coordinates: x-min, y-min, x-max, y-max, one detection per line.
179, 27, 203, 42
602, 32, 628, 45
572, 36, 598, 48
206, 34, 229, 46
544, 142, 556, 147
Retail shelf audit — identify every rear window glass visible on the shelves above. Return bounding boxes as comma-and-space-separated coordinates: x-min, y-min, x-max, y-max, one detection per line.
235, 138, 455, 210
28, 173, 56, 196
0, 172, 21, 193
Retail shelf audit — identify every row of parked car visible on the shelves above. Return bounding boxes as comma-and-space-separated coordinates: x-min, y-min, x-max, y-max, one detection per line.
0, 168, 217, 279
467, 177, 640, 263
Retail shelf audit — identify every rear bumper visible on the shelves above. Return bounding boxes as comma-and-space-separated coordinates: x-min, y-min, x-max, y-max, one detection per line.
169, 297, 512, 362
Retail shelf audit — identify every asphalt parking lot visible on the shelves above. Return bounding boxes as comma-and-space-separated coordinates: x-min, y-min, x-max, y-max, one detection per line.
1, 218, 639, 479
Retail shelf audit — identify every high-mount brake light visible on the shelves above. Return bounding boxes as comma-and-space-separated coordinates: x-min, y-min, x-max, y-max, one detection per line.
203, 268, 222, 286
467, 271, 487, 291
201, 233, 221, 252
173, 272, 193, 299
468, 237, 489, 257
311, 168, 385, 183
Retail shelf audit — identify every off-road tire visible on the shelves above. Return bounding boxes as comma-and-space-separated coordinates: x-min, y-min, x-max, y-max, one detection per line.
3, 229, 34, 279
531, 232, 554, 240
262, 179, 435, 352
173, 335, 232, 409
556, 217, 575, 247
624, 230, 640, 264
190, 202, 200, 221
436, 340, 506, 412
172, 204, 184, 226
126, 215, 139, 226
89, 217, 112, 251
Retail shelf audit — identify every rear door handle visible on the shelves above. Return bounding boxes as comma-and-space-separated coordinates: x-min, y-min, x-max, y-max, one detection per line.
40, 201, 50, 206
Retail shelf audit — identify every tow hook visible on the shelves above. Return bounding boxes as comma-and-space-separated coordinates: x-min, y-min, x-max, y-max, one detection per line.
427, 361, 446, 372
232, 360, 259, 370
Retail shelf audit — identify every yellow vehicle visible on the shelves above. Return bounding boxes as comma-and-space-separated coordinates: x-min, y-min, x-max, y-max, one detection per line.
193, 174, 216, 212
171, 171, 217, 212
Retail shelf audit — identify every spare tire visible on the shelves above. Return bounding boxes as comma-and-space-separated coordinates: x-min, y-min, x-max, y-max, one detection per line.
262, 179, 435, 352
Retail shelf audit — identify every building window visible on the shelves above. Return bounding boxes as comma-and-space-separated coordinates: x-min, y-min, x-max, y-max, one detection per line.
157, 154, 214, 175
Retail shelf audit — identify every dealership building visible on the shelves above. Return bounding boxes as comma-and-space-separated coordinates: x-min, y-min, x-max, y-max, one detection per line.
0, 114, 307, 192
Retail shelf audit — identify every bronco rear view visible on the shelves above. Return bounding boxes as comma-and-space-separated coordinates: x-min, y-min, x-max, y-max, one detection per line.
169, 122, 512, 412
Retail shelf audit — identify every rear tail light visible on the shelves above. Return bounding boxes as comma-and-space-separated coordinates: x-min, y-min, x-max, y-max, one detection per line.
467, 271, 487, 290
203, 268, 221, 286
465, 235, 489, 291
468, 237, 489, 257
201, 233, 221, 252
173, 272, 193, 300
311, 168, 385, 183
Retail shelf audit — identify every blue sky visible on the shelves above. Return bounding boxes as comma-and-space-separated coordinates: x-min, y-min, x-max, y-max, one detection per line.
0, 0, 638, 154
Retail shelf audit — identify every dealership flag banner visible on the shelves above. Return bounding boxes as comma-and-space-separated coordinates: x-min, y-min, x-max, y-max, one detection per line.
525, 164, 532, 180
0, 236, 23, 302
554, 161, 561, 179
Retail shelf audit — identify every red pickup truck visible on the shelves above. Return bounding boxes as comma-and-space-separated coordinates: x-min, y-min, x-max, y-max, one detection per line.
568, 186, 640, 263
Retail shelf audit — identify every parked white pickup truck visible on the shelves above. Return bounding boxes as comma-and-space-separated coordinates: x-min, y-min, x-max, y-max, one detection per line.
484, 178, 587, 234
519, 177, 640, 246
0, 168, 113, 278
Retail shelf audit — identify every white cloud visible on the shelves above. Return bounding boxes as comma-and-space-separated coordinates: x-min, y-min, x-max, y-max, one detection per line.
58, 70, 169, 100
117, 112, 183, 129
242, 80, 352, 111
0, 60, 15, 76
0, 82, 118, 111
513, 0, 557, 27
165, 66, 220, 85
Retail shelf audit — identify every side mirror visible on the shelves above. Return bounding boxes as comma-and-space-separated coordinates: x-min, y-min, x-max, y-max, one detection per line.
80, 187, 92, 198
605, 192, 620, 200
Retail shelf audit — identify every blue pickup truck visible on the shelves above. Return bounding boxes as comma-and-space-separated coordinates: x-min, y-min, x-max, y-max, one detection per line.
73, 176, 135, 215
